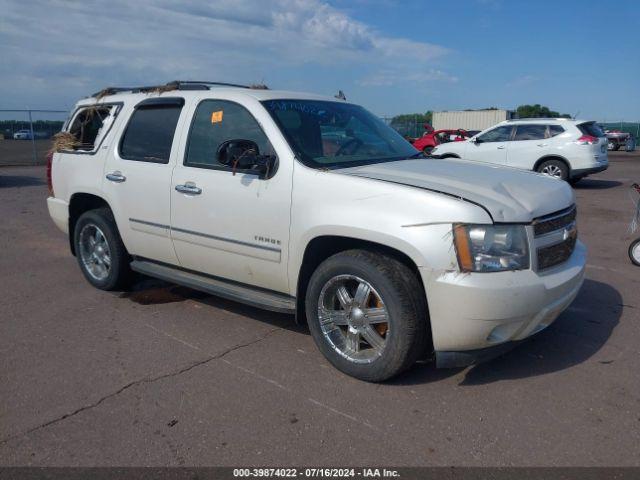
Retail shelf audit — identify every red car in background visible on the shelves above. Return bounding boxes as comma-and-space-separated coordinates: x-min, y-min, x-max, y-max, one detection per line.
412, 128, 471, 155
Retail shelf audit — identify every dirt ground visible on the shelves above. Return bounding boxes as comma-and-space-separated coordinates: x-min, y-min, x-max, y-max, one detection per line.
0, 139, 52, 166
0, 151, 639, 466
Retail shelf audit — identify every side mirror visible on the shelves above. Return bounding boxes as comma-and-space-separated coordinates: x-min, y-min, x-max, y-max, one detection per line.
216, 139, 276, 178
471, 136, 481, 144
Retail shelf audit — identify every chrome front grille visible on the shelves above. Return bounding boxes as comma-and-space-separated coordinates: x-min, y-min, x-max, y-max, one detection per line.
533, 206, 577, 271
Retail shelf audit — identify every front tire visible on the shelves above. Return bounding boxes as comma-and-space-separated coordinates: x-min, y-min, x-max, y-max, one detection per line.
537, 159, 569, 181
74, 207, 132, 290
305, 250, 429, 382
630, 239, 640, 267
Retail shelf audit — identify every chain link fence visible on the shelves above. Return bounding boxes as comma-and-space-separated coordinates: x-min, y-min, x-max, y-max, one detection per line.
380, 115, 427, 140
1, 109, 637, 167
599, 121, 640, 138
0, 109, 68, 166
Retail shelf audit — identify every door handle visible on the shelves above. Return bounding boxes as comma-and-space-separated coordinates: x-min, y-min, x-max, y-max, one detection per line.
175, 182, 202, 195
497, 145, 506, 150
106, 171, 126, 183
537, 143, 548, 147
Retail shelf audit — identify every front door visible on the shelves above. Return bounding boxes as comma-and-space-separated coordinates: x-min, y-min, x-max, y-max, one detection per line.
465, 125, 513, 165
102, 97, 187, 265
170, 98, 293, 293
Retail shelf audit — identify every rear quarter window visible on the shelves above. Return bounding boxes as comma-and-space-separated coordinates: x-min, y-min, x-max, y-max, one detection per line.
65, 105, 119, 152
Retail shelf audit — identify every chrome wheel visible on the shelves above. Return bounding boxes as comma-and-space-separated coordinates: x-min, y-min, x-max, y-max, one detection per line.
317, 275, 389, 364
541, 164, 563, 178
633, 242, 640, 263
78, 223, 111, 281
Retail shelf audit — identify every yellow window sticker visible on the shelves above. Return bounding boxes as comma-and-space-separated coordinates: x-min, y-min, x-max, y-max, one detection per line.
211, 110, 223, 123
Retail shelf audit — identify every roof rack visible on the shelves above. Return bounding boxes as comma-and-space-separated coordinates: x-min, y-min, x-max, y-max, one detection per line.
90, 80, 266, 98
507, 117, 571, 121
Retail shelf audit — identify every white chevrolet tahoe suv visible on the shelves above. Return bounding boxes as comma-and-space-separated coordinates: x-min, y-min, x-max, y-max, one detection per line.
431, 118, 608, 183
47, 81, 586, 381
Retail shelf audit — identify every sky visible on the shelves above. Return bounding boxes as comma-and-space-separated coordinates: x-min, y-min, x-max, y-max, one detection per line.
1, 0, 639, 120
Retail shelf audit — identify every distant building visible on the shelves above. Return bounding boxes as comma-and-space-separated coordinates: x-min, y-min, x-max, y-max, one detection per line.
432, 109, 514, 131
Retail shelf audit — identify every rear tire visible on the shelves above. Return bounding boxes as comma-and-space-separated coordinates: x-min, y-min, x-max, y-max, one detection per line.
630, 239, 640, 267
74, 208, 132, 291
305, 250, 429, 382
537, 159, 569, 181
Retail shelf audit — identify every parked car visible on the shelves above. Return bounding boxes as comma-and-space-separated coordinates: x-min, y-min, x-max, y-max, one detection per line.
604, 129, 631, 151
47, 82, 585, 381
412, 129, 470, 155
431, 118, 608, 183
13, 129, 33, 140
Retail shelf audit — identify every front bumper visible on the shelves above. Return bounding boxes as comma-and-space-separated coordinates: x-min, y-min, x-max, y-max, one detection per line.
421, 240, 586, 367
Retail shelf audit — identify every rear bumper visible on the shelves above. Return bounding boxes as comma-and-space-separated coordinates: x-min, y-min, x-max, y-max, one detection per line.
572, 164, 608, 179
47, 197, 69, 234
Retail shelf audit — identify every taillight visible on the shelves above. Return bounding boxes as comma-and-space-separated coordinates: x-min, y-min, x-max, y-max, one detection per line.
46, 152, 54, 196
575, 135, 598, 145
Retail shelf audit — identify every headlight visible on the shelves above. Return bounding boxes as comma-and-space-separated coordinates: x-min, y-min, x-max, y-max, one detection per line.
453, 224, 529, 272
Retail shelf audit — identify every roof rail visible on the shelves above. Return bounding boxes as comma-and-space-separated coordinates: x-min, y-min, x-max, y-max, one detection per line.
507, 117, 571, 121
90, 80, 265, 98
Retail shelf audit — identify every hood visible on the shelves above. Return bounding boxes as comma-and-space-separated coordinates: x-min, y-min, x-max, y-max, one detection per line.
338, 158, 574, 223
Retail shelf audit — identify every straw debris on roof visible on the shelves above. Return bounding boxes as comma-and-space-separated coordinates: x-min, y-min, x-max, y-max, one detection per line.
146, 81, 180, 95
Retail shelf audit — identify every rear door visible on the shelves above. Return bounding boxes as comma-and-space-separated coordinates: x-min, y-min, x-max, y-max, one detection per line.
169, 96, 293, 293
465, 125, 513, 164
506, 124, 550, 170
102, 97, 188, 265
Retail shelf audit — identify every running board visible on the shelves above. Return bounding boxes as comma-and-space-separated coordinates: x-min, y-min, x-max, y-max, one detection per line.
130, 260, 296, 314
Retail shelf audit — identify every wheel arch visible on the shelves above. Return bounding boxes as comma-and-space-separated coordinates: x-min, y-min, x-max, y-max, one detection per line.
68, 193, 112, 255
533, 155, 571, 175
294, 235, 430, 336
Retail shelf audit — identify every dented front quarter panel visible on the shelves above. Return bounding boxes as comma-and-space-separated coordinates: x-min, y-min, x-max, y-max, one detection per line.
287, 163, 492, 295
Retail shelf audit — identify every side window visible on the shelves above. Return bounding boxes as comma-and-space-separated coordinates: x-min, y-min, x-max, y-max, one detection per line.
513, 124, 547, 141
549, 125, 565, 137
120, 101, 183, 163
478, 126, 513, 143
67, 105, 116, 152
185, 100, 274, 170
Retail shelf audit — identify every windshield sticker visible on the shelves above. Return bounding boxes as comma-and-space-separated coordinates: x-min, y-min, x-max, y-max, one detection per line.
264, 100, 326, 116
211, 110, 223, 124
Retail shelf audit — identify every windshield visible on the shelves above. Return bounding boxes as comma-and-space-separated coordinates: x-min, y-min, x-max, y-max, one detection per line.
261, 99, 419, 169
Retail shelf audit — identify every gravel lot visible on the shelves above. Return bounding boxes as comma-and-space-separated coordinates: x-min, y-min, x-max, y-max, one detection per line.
0, 139, 52, 166
1, 152, 639, 466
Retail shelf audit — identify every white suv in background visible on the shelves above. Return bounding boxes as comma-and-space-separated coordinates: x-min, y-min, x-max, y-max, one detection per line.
431, 118, 608, 183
